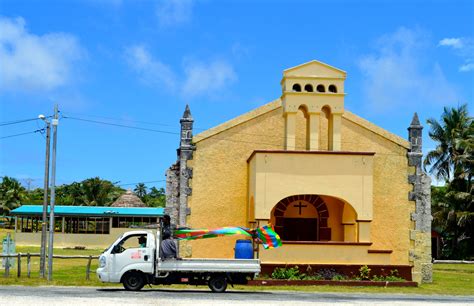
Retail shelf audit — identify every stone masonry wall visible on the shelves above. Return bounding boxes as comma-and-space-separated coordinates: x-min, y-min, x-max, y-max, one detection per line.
408, 113, 433, 283
165, 162, 179, 226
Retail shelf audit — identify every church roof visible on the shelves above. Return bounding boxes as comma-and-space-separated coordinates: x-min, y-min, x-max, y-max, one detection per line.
193, 99, 409, 149
111, 189, 146, 207
283, 60, 347, 79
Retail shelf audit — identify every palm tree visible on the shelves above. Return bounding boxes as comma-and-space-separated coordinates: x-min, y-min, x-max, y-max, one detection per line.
81, 177, 114, 206
424, 104, 472, 184
146, 187, 166, 207
425, 104, 473, 259
134, 183, 147, 200
0, 176, 27, 215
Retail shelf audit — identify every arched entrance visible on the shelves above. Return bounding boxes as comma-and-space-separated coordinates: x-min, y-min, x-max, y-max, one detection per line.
271, 194, 331, 241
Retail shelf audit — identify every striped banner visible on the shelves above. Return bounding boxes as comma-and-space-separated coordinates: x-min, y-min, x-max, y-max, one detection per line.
255, 224, 283, 249
174, 224, 282, 249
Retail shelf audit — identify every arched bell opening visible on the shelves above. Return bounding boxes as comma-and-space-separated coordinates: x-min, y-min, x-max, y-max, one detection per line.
292, 83, 302, 92
270, 194, 358, 242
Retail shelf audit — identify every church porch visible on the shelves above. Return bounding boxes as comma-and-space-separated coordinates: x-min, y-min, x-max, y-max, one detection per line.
247, 150, 399, 269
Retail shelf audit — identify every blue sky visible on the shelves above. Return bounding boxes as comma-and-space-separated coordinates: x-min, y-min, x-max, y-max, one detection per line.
1, 0, 473, 189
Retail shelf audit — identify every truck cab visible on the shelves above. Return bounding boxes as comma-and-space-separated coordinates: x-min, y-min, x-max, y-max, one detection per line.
97, 229, 260, 292
97, 230, 155, 284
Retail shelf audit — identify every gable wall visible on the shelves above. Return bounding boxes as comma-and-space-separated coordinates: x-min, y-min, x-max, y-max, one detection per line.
187, 107, 285, 258
187, 105, 412, 265
340, 117, 412, 264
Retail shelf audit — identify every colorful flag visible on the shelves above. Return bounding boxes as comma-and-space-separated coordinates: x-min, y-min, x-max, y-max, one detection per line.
173, 224, 282, 249
174, 226, 252, 240
254, 224, 282, 249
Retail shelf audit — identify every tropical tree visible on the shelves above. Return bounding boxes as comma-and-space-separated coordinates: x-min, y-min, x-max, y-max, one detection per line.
0, 176, 27, 215
425, 104, 473, 259
424, 104, 472, 184
145, 187, 166, 207
134, 183, 147, 200
26, 187, 45, 205
57, 182, 83, 205
80, 177, 115, 206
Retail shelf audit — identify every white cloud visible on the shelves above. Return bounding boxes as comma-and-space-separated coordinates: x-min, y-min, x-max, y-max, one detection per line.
459, 62, 474, 72
439, 37, 474, 72
358, 27, 460, 112
156, 0, 194, 27
124, 45, 236, 98
124, 44, 177, 90
182, 59, 237, 97
0, 17, 84, 93
439, 38, 464, 49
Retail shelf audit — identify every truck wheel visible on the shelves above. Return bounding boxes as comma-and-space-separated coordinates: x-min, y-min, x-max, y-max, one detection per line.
122, 271, 145, 291
208, 275, 227, 293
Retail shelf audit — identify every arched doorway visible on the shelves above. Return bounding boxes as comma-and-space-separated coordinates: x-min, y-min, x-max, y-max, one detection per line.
271, 195, 331, 241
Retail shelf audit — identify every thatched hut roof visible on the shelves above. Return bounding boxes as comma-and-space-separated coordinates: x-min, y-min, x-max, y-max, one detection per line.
111, 189, 146, 207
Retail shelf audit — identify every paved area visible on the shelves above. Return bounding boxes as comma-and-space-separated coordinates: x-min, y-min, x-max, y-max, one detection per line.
0, 286, 472, 305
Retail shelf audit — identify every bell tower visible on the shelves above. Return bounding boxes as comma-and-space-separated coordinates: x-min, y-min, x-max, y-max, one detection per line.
280, 60, 346, 151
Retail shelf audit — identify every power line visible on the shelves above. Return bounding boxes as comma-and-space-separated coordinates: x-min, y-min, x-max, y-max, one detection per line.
63, 115, 412, 157
118, 180, 166, 186
62, 111, 413, 151
0, 129, 45, 140
62, 111, 178, 128
64, 115, 287, 148
0, 117, 40, 127
62, 116, 180, 135
61, 110, 223, 132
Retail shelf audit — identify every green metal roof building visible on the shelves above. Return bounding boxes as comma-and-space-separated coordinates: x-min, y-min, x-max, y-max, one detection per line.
10, 205, 164, 248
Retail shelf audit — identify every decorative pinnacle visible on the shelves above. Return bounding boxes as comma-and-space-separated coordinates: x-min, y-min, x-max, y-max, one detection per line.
182, 104, 193, 120
410, 112, 421, 127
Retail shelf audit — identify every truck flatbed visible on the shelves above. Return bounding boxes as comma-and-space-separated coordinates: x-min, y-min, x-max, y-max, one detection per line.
157, 258, 260, 273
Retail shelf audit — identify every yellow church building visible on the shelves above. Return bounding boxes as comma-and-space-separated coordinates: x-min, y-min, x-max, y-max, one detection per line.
165, 60, 432, 283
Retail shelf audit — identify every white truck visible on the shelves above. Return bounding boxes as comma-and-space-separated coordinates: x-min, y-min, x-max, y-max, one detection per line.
96, 229, 260, 292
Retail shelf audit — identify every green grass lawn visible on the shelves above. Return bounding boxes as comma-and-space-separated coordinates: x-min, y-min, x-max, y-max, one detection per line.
234, 264, 474, 295
1, 229, 473, 295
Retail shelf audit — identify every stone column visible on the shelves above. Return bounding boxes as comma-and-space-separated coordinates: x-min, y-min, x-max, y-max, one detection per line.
308, 112, 320, 150
285, 112, 297, 150
329, 113, 342, 151
165, 163, 180, 226
178, 105, 195, 227
407, 113, 432, 284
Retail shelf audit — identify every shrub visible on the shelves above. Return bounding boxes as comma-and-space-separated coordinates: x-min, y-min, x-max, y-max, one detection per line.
303, 274, 324, 280
315, 268, 339, 280
271, 266, 305, 280
371, 269, 405, 282
331, 274, 347, 281
359, 265, 371, 280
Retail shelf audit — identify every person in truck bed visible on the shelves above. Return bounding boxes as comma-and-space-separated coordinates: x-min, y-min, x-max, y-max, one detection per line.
160, 215, 177, 259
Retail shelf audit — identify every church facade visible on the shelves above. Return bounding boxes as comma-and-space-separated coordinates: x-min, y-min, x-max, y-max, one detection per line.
165, 60, 432, 283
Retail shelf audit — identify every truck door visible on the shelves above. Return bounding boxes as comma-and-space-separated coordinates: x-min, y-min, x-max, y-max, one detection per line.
110, 233, 153, 281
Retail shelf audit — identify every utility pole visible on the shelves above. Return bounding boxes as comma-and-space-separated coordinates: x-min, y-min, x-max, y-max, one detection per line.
47, 105, 59, 281
24, 178, 34, 191
38, 115, 51, 278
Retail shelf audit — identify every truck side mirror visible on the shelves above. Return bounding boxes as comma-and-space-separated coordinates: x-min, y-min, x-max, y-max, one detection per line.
112, 244, 121, 254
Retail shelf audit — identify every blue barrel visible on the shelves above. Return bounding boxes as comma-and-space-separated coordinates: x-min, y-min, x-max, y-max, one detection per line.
235, 239, 253, 259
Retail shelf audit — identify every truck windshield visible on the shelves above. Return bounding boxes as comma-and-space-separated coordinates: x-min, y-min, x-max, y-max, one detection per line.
103, 233, 124, 253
